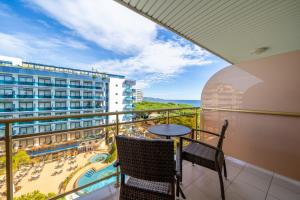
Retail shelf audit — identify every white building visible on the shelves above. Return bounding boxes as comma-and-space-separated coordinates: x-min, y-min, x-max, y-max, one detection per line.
134, 88, 143, 103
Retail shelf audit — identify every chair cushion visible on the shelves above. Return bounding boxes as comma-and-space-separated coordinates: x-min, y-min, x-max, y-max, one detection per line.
120, 177, 173, 200
182, 142, 219, 170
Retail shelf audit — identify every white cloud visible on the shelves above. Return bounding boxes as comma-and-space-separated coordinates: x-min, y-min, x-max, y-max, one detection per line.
0, 32, 88, 65
30, 0, 157, 54
24, 0, 213, 88
94, 40, 211, 88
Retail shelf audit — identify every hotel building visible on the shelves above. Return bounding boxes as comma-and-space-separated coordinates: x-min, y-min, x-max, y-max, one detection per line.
0, 56, 135, 148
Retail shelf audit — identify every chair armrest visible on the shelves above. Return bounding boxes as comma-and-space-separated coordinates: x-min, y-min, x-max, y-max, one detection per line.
175, 143, 181, 178
113, 160, 120, 167
180, 137, 222, 152
192, 129, 222, 137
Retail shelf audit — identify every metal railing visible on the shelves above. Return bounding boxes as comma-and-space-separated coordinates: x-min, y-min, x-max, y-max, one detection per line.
0, 106, 200, 200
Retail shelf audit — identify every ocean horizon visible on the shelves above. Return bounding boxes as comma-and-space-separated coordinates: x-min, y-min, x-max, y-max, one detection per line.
144, 97, 201, 107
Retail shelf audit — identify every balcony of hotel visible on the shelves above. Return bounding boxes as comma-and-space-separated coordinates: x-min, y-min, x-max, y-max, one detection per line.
0, 1, 300, 200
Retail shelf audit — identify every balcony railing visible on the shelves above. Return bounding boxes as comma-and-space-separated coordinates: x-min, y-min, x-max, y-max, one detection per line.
17, 95, 34, 98
0, 106, 199, 200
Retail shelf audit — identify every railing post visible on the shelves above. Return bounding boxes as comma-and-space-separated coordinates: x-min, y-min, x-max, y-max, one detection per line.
115, 113, 120, 188
116, 113, 119, 136
194, 108, 198, 140
5, 123, 13, 200
167, 110, 170, 124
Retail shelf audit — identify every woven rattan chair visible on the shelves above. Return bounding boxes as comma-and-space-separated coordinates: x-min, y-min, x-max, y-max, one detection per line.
179, 120, 229, 200
115, 135, 182, 200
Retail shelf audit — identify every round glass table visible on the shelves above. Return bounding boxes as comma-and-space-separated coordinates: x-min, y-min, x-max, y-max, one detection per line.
147, 124, 191, 139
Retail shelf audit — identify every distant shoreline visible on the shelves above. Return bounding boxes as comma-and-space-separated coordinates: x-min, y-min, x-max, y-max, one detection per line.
143, 97, 201, 107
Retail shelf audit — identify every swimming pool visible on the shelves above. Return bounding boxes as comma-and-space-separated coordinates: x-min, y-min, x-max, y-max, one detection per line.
77, 164, 117, 194
89, 153, 109, 163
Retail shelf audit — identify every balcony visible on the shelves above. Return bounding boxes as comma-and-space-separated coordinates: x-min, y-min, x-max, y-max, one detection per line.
17, 95, 34, 98
0, 108, 14, 112
38, 107, 52, 111
0, 94, 14, 98
38, 82, 53, 87
18, 107, 34, 111
53, 107, 68, 110
37, 95, 52, 98
82, 106, 94, 109
82, 85, 94, 89
70, 106, 82, 109
54, 95, 68, 99
69, 84, 82, 88
70, 95, 82, 99
83, 96, 94, 99
0, 107, 299, 200
18, 81, 34, 86
54, 84, 68, 88
0, 80, 15, 85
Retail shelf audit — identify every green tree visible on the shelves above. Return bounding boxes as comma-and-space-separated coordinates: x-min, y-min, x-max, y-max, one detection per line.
13, 190, 56, 200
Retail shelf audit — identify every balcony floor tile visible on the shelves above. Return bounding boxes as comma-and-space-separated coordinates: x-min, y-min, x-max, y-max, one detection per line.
76, 156, 300, 200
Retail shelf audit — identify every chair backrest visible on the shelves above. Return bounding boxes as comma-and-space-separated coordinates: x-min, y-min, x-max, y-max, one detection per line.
115, 135, 174, 183
217, 120, 229, 150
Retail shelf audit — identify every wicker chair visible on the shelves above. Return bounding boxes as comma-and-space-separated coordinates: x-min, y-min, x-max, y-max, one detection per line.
179, 120, 229, 200
115, 135, 182, 200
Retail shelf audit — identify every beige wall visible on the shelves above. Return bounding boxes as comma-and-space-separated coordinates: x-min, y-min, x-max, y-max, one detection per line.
201, 50, 300, 181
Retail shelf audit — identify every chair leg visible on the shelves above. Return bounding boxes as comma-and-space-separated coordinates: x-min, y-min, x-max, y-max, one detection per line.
223, 160, 227, 179
218, 168, 226, 200
176, 179, 180, 198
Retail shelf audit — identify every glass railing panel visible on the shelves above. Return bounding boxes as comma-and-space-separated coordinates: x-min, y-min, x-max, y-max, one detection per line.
18, 82, 35, 86
70, 96, 82, 99
37, 95, 52, 98
0, 95, 14, 98
54, 96, 68, 99
38, 107, 52, 111
17, 95, 34, 98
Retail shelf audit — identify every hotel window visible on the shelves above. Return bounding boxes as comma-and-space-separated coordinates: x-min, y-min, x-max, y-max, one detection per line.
83, 101, 92, 107
83, 91, 92, 97
38, 77, 51, 84
83, 81, 92, 86
55, 123, 67, 131
19, 139, 34, 147
74, 132, 81, 139
19, 88, 33, 96
55, 112, 66, 116
95, 82, 102, 87
55, 79, 66, 85
0, 115, 13, 119
55, 90, 66, 96
0, 102, 14, 111
19, 114, 33, 118
70, 80, 80, 86
70, 101, 80, 108
95, 120, 102, 125
38, 89, 51, 96
19, 126, 34, 135
39, 136, 51, 145
84, 130, 93, 137
95, 101, 102, 108
19, 102, 33, 109
18, 76, 33, 83
0, 88, 13, 96
55, 101, 66, 108
39, 102, 51, 108
70, 122, 80, 129
38, 113, 50, 117
56, 134, 67, 142
39, 124, 51, 133
83, 120, 92, 127
95, 92, 102, 97
0, 74, 13, 81
70, 91, 80, 96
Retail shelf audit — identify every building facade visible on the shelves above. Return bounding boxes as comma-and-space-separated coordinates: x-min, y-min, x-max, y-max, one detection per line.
0, 56, 135, 148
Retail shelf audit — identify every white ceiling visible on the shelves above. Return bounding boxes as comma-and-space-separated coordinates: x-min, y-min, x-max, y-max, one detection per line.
115, 0, 300, 64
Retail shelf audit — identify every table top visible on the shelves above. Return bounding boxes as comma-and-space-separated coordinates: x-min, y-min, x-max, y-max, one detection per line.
148, 124, 191, 137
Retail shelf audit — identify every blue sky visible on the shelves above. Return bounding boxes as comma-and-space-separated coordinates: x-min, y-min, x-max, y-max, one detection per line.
0, 0, 229, 100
